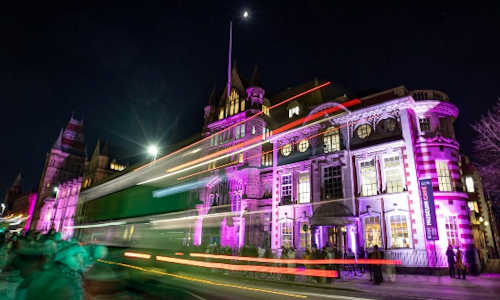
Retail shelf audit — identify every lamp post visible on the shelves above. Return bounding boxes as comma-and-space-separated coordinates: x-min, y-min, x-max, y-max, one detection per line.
147, 145, 159, 162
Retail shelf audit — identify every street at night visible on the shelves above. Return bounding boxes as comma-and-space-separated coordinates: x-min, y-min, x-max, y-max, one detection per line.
1, 2, 500, 300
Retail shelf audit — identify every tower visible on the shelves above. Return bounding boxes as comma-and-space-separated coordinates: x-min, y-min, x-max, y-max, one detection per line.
33, 116, 86, 232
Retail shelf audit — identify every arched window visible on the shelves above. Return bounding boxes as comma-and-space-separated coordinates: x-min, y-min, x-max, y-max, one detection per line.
356, 124, 372, 139
298, 139, 309, 152
281, 143, 292, 156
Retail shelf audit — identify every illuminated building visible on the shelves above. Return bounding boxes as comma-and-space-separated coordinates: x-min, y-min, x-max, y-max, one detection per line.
32, 116, 128, 233
2, 173, 37, 231
75, 67, 475, 268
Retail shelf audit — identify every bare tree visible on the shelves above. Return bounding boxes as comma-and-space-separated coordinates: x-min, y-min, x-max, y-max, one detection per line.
472, 98, 500, 193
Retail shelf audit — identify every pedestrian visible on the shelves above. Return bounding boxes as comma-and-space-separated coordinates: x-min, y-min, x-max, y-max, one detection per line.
445, 245, 456, 278
466, 244, 480, 276
372, 245, 383, 284
357, 246, 366, 273
455, 247, 466, 280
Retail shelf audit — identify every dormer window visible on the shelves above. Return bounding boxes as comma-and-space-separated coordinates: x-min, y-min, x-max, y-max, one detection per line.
289, 106, 300, 118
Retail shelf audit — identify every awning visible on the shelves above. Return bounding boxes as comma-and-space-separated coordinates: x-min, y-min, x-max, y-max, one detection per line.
310, 201, 357, 226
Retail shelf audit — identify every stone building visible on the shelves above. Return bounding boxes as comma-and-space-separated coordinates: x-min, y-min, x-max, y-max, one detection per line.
74, 68, 476, 268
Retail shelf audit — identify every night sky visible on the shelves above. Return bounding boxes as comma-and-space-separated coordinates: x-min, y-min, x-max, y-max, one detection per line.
1, 2, 499, 196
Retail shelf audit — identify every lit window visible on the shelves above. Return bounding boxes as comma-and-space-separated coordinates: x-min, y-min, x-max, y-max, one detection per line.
262, 127, 271, 140
252, 126, 256, 135
298, 139, 309, 152
465, 176, 475, 193
381, 118, 397, 132
240, 99, 245, 112
281, 221, 293, 248
289, 106, 300, 118
364, 216, 382, 249
240, 124, 245, 138
261, 152, 272, 167
445, 216, 460, 247
356, 124, 372, 139
219, 108, 224, 120
262, 105, 270, 116
298, 172, 310, 203
238, 153, 244, 163
208, 162, 216, 170
384, 156, 403, 193
300, 223, 311, 249
281, 144, 292, 156
360, 160, 377, 196
323, 166, 342, 200
436, 161, 453, 191
419, 118, 430, 132
281, 174, 292, 204
390, 215, 409, 248
324, 128, 340, 153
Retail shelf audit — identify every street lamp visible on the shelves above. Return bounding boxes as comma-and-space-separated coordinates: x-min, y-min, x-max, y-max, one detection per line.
53, 187, 59, 193
147, 145, 159, 161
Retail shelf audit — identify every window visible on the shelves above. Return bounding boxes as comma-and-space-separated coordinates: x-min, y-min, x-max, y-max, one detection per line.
281, 175, 292, 204
324, 128, 340, 153
298, 172, 310, 203
238, 153, 244, 163
240, 99, 245, 112
389, 215, 409, 248
262, 105, 270, 116
445, 216, 460, 247
360, 160, 377, 196
219, 108, 224, 120
252, 126, 256, 135
262, 127, 271, 140
298, 139, 309, 152
380, 118, 397, 132
235, 124, 245, 140
436, 161, 453, 191
289, 106, 300, 118
281, 144, 292, 156
281, 222, 293, 248
323, 166, 343, 200
364, 216, 382, 248
439, 117, 453, 138
300, 223, 311, 249
465, 176, 475, 193
419, 118, 430, 132
356, 124, 372, 139
384, 156, 403, 193
262, 152, 272, 167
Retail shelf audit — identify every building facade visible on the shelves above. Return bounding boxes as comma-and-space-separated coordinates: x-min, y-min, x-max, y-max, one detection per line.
74, 69, 475, 268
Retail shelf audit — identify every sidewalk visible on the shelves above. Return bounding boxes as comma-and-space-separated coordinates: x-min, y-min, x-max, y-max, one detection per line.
331, 272, 500, 300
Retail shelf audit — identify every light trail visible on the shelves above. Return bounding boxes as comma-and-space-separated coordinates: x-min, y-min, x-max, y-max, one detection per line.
189, 253, 402, 265
155, 255, 338, 278
166, 98, 360, 174
133, 82, 331, 172
98, 259, 307, 298
138, 97, 361, 185
124, 251, 152, 259
176, 161, 238, 181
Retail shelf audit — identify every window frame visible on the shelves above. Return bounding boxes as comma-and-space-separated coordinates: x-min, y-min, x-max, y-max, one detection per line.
322, 165, 343, 200
436, 160, 454, 192
298, 139, 309, 152
281, 221, 294, 248
356, 124, 372, 139
359, 159, 378, 196
386, 213, 411, 249
362, 214, 383, 249
419, 117, 431, 133
382, 155, 404, 194
289, 106, 300, 118
281, 174, 293, 204
324, 127, 340, 153
298, 172, 310, 204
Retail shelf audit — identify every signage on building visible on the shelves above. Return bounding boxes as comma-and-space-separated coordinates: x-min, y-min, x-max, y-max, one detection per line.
419, 178, 439, 240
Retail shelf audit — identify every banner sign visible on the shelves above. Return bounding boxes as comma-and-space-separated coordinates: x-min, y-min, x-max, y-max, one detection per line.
419, 179, 439, 240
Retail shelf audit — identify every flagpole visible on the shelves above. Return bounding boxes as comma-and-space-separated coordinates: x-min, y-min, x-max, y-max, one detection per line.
227, 21, 233, 100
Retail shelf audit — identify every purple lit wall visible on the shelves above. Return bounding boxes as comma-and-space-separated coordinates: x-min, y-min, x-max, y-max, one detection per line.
23, 193, 38, 232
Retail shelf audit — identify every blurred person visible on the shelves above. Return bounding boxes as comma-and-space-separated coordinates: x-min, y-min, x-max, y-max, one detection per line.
446, 245, 456, 278
357, 246, 366, 273
466, 244, 480, 276
372, 245, 383, 284
455, 247, 466, 280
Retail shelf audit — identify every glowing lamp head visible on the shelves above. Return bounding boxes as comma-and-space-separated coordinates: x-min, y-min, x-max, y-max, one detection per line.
147, 145, 159, 157
53, 187, 59, 193
243, 10, 249, 18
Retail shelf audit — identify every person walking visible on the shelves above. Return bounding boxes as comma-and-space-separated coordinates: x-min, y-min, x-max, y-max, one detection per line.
446, 245, 456, 278
357, 246, 366, 273
455, 247, 466, 280
372, 245, 383, 284
466, 244, 480, 276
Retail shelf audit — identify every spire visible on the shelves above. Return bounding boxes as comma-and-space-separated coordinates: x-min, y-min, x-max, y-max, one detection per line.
249, 65, 262, 87
53, 128, 63, 149
12, 172, 22, 188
